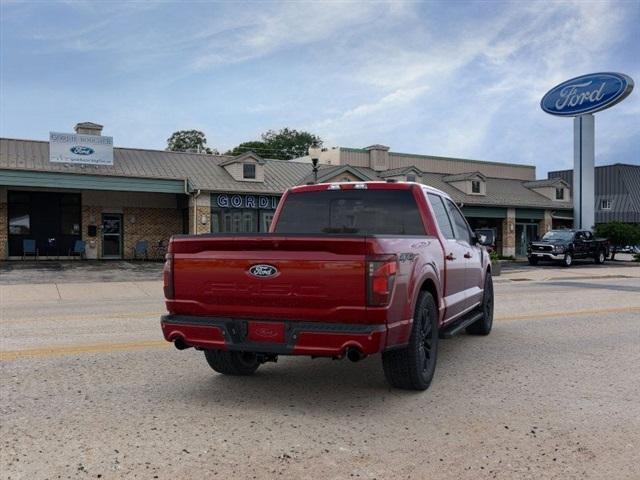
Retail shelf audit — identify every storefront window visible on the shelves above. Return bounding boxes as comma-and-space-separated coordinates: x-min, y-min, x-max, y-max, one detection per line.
9, 209, 30, 234
210, 193, 278, 233
8, 192, 30, 234
8, 191, 81, 257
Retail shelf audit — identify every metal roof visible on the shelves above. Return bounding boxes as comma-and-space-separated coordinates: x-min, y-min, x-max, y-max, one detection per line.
293, 162, 572, 210
549, 164, 640, 222
0, 137, 573, 210
0, 137, 311, 194
442, 171, 486, 182
523, 178, 568, 188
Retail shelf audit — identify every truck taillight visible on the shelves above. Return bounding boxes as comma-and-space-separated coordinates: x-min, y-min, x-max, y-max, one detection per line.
366, 255, 397, 306
163, 253, 174, 299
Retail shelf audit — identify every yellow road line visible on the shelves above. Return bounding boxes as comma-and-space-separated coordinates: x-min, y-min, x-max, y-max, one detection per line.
1, 340, 169, 361
496, 305, 640, 321
0, 311, 161, 323
3, 306, 640, 361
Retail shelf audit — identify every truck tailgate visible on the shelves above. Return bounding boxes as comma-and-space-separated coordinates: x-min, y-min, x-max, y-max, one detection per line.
168, 235, 368, 323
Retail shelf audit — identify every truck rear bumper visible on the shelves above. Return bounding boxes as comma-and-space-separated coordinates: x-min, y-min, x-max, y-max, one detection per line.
161, 314, 387, 357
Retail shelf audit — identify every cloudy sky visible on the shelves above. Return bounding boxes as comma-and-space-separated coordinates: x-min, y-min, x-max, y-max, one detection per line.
1, 0, 638, 176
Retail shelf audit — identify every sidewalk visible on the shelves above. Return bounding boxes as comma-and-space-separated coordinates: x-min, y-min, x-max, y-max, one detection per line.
0, 260, 163, 285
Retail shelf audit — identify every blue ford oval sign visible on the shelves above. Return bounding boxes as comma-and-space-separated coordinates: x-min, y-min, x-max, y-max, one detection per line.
249, 264, 278, 278
70, 146, 95, 155
541, 72, 633, 116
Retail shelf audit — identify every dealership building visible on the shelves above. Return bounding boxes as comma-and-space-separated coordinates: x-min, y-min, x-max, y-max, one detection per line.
1, 123, 577, 260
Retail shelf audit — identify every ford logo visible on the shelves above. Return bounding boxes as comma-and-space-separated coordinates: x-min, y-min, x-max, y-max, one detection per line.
255, 327, 278, 338
249, 264, 278, 278
70, 146, 95, 155
541, 72, 634, 117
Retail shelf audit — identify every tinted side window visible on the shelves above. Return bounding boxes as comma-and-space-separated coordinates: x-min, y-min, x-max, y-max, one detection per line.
427, 193, 454, 239
274, 189, 425, 235
445, 200, 471, 243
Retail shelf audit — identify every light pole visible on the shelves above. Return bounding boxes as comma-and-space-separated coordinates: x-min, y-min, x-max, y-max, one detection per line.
308, 144, 321, 184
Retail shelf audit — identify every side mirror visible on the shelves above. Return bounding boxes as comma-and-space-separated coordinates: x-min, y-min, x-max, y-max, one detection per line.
473, 232, 491, 246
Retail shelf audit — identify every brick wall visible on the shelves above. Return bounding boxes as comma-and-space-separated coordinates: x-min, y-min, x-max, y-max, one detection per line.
188, 206, 211, 234
501, 208, 516, 257
539, 210, 553, 237
123, 207, 183, 260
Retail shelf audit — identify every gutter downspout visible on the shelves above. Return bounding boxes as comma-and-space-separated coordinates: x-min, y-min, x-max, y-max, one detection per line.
192, 188, 202, 235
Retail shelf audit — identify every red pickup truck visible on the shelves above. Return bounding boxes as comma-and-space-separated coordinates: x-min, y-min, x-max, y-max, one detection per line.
161, 181, 494, 390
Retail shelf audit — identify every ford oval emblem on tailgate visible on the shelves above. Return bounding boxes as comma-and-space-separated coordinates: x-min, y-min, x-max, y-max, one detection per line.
249, 264, 278, 278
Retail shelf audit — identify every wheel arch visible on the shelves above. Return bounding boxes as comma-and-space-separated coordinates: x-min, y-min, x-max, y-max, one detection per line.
417, 276, 441, 325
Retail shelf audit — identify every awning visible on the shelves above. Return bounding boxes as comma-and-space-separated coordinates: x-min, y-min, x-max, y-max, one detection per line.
0, 169, 186, 194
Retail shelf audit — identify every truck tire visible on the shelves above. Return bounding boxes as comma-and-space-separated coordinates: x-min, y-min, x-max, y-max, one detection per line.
382, 291, 438, 391
595, 250, 606, 264
562, 253, 573, 267
204, 350, 260, 376
528, 256, 538, 266
466, 272, 494, 335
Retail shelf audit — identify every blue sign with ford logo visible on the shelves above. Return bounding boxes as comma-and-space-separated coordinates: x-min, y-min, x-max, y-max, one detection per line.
70, 146, 95, 155
541, 72, 634, 116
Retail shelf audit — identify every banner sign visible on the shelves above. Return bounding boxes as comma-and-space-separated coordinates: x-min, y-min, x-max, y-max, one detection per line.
49, 132, 114, 165
541, 72, 634, 117
214, 194, 279, 210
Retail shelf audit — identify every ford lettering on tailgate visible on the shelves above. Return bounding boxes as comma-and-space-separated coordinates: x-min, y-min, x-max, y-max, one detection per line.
249, 264, 278, 278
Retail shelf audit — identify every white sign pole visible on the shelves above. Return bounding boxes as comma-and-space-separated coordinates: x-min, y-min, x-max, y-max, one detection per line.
572, 114, 595, 229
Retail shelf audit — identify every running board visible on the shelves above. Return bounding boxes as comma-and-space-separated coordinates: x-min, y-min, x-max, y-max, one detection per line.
439, 311, 484, 339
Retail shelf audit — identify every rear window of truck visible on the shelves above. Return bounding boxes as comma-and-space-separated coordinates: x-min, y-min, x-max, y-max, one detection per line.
274, 189, 425, 235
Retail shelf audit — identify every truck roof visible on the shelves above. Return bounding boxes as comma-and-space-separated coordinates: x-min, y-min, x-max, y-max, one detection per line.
288, 181, 452, 201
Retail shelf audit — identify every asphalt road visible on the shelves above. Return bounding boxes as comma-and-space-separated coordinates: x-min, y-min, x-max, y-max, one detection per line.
1, 264, 639, 479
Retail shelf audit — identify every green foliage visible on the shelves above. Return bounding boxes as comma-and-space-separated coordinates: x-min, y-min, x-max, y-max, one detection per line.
594, 222, 640, 260
167, 130, 217, 154
489, 251, 500, 262
225, 141, 270, 157
226, 128, 322, 160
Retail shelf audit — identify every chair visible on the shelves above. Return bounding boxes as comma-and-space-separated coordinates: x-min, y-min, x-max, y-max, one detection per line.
133, 240, 149, 260
154, 239, 168, 260
68, 240, 86, 260
22, 239, 38, 261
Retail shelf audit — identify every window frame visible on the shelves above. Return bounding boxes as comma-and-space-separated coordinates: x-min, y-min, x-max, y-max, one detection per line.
471, 180, 481, 194
426, 192, 455, 240
243, 163, 256, 179
444, 198, 472, 244
600, 199, 612, 210
555, 187, 564, 200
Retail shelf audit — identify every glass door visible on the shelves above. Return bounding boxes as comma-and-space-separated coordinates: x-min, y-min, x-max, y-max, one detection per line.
516, 223, 539, 257
261, 211, 275, 232
102, 213, 123, 259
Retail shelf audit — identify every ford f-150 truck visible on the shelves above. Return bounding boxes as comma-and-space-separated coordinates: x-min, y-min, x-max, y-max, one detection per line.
527, 229, 609, 267
161, 182, 494, 390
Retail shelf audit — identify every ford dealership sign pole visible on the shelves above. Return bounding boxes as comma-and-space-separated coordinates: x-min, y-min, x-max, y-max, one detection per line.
541, 72, 633, 230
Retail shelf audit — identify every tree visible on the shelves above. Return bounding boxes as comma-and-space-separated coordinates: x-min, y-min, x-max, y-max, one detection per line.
226, 128, 322, 160
594, 222, 640, 260
225, 141, 269, 157
167, 130, 217, 154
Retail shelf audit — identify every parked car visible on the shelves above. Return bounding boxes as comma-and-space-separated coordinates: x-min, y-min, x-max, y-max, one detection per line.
161, 181, 494, 391
527, 230, 609, 267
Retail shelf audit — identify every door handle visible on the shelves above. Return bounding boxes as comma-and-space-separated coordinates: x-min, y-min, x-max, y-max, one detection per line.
464, 252, 472, 259
446, 253, 456, 261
